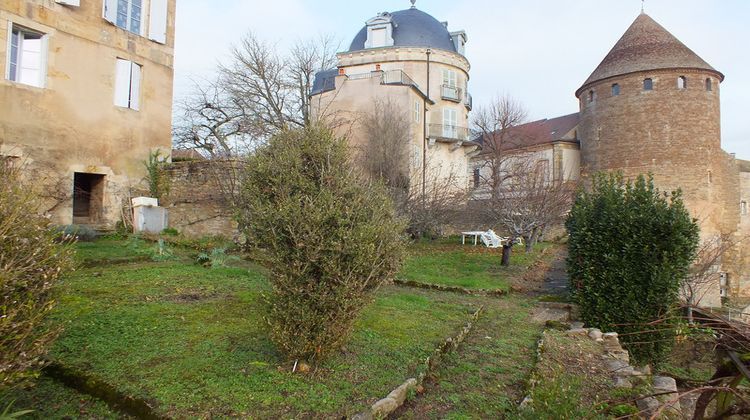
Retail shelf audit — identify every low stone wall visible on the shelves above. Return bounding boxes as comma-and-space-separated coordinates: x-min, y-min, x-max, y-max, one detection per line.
162, 160, 237, 238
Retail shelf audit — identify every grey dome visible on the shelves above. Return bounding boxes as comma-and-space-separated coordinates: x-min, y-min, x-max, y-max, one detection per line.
348, 8, 457, 53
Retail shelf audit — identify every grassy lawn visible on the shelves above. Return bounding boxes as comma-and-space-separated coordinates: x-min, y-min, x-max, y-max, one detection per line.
398, 297, 542, 418
401, 239, 553, 291
4, 237, 554, 418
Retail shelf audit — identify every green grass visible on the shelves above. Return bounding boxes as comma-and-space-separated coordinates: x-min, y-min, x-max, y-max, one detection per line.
398, 297, 542, 418
5, 237, 551, 417
0, 377, 123, 419
401, 241, 552, 290
14, 240, 483, 418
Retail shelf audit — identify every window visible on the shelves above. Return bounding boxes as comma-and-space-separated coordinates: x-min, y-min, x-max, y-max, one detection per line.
114, 59, 142, 110
441, 69, 460, 101
371, 28, 387, 47
7, 25, 46, 88
708, 170, 713, 184
442, 69, 457, 88
706, 78, 713, 92
535, 159, 550, 181
742, 201, 748, 216
443, 108, 458, 139
104, 0, 143, 35
588, 90, 596, 104
473, 168, 481, 189
414, 101, 420, 123
611, 83, 620, 96
643, 78, 653, 91
678, 76, 687, 90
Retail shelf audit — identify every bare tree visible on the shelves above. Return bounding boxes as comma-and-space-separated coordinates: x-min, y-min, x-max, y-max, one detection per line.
682, 234, 747, 322
359, 98, 469, 238
472, 94, 528, 200
483, 156, 576, 265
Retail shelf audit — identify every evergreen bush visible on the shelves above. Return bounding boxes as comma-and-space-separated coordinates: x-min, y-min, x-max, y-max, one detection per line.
566, 173, 699, 365
0, 162, 74, 388
237, 126, 405, 364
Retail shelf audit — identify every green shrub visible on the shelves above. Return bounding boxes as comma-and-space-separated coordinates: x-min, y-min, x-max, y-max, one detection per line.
161, 227, 180, 236
566, 173, 699, 365
237, 126, 405, 364
196, 248, 238, 268
0, 162, 74, 388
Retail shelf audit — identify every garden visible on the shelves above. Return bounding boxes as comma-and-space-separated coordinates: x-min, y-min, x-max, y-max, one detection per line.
1, 235, 554, 418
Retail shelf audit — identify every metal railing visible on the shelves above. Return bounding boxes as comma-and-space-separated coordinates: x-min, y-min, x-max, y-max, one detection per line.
464, 92, 473, 110
441, 84, 462, 102
428, 123, 471, 142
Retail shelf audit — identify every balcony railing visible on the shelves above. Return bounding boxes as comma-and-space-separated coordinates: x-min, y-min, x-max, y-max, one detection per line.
441, 84, 462, 102
428, 123, 471, 142
464, 92, 473, 110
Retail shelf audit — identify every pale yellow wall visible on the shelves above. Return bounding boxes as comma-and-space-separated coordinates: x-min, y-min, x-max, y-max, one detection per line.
0, 0, 175, 227
313, 45, 477, 196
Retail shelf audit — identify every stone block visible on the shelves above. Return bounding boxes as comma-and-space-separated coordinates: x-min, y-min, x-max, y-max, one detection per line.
371, 398, 399, 419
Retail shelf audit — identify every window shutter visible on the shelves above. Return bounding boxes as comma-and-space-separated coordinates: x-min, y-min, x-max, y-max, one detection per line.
148, 0, 168, 44
103, 0, 118, 24
56, 0, 81, 6
129, 63, 142, 111
114, 59, 131, 108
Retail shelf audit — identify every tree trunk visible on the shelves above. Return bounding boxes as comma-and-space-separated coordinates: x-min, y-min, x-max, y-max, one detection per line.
524, 234, 534, 253
501, 244, 512, 266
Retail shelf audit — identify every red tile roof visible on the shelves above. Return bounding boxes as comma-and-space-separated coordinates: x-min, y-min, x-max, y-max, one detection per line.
478, 112, 580, 152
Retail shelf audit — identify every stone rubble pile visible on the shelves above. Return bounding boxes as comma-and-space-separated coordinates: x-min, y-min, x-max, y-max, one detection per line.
566, 323, 683, 418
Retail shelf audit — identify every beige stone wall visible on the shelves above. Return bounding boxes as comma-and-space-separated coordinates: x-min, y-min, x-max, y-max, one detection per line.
0, 0, 175, 228
578, 68, 744, 304
161, 161, 237, 239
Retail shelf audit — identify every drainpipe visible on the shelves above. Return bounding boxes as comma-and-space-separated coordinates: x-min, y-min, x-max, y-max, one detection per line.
423, 48, 431, 203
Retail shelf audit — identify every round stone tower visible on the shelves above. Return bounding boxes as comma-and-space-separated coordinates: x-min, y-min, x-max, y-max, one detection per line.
576, 13, 738, 238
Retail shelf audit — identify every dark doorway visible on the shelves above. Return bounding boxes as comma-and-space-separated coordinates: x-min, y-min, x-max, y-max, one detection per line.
73, 173, 105, 224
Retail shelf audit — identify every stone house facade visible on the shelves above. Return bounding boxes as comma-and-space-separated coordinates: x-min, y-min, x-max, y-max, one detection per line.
310, 5, 479, 195
0, 0, 175, 228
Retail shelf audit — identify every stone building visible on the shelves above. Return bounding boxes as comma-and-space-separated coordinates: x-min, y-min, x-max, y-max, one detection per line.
471, 13, 748, 307
310, 3, 478, 194
0, 0, 176, 228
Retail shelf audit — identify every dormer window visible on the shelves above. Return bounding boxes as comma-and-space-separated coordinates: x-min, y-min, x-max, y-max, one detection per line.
450, 30, 467, 55
365, 13, 394, 49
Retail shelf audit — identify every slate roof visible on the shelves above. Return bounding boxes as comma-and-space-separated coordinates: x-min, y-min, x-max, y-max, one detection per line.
348, 8, 457, 53
478, 113, 580, 152
310, 68, 339, 96
578, 13, 723, 96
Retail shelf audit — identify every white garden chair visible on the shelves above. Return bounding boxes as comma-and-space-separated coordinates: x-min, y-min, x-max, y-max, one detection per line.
480, 230, 503, 248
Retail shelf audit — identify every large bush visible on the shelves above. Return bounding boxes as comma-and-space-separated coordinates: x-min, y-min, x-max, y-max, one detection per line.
237, 126, 405, 364
566, 173, 699, 365
0, 161, 74, 388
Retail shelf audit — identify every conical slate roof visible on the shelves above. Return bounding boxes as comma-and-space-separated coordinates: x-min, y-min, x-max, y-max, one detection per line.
577, 13, 723, 95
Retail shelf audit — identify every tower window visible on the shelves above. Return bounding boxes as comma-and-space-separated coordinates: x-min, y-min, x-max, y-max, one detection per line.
643, 78, 653, 91
611, 83, 620, 96
706, 78, 713, 92
678, 76, 687, 90
588, 90, 595, 104
742, 201, 748, 216
473, 168, 481, 189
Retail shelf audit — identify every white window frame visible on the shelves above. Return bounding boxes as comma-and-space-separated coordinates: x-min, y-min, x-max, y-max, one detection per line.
442, 69, 457, 88
114, 59, 142, 110
443, 108, 458, 139
414, 101, 420, 123
5, 23, 48, 88
104, 0, 146, 36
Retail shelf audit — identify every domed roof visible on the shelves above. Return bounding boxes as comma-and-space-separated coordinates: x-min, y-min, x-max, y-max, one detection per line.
577, 13, 723, 96
347, 8, 457, 53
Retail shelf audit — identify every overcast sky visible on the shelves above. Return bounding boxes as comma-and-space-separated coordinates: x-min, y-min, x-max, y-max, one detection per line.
174, 0, 750, 158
